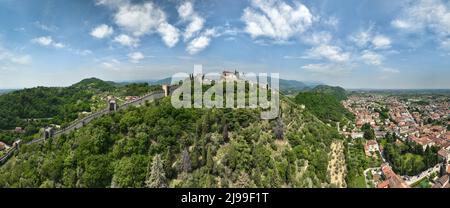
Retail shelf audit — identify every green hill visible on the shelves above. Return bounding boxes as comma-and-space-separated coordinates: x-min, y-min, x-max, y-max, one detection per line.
0, 94, 343, 188
70, 77, 116, 91
294, 91, 354, 125
0, 78, 167, 147
310, 85, 348, 101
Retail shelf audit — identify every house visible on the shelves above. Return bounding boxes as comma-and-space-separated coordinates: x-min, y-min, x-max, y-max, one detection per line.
14, 127, 24, 133
432, 175, 450, 188
438, 149, 450, 163
364, 140, 380, 157
351, 132, 364, 139
377, 180, 390, 188
409, 136, 434, 150
377, 164, 409, 188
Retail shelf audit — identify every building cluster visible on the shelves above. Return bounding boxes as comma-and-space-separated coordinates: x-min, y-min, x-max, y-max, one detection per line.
344, 94, 449, 150
377, 164, 409, 188
343, 93, 450, 188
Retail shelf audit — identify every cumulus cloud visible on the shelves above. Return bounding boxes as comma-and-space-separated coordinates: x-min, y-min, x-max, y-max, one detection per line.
178, 1, 205, 41
372, 35, 391, 49
90, 24, 114, 39
350, 26, 391, 50
361, 50, 384, 66
128, 52, 144, 63
187, 29, 217, 54
305, 44, 350, 63
350, 27, 373, 48
112, 2, 179, 47
157, 23, 180, 48
113, 34, 139, 47
302, 31, 333, 45
241, 0, 314, 41
31, 36, 65, 48
392, 0, 450, 49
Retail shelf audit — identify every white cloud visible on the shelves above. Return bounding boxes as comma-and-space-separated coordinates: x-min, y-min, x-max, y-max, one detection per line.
177, 1, 205, 41
32, 36, 53, 46
303, 31, 332, 45
53, 42, 65, 49
381, 67, 400, 73
95, 0, 127, 7
305, 44, 350, 63
441, 39, 450, 49
102, 58, 121, 70
76, 49, 93, 56
392, 0, 450, 49
0, 46, 31, 65
113, 34, 139, 47
186, 29, 217, 54
31, 36, 65, 49
157, 23, 180, 48
361, 50, 384, 66
391, 19, 413, 30
90, 24, 114, 39
114, 3, 163, 37
10, 55, 32, 65
350, 27, 373, 47
241, 0, 314, 41
301, 63, 351, 75
372, 35, 391, 49
103, 1, 180, 47
128, 52, 144, 63
34, 21, 58, 32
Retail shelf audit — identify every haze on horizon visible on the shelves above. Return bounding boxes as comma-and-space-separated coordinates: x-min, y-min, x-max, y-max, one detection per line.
1, 0, 450, 89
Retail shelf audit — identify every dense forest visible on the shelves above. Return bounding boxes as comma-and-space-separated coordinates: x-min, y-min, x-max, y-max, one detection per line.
294, 91, 354, 125
0, 93, 343, 188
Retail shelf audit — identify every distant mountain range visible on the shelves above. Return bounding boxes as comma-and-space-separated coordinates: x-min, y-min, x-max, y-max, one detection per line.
0, 89, 17, 95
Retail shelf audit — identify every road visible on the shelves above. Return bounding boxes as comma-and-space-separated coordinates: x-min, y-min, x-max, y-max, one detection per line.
402, 163, 441, 186
363, 167, 380, 188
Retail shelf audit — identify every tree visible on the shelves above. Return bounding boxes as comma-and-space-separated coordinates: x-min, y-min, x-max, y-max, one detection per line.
274, 117, 284, 140
234, 172, 255, 188
206, 145, 215, 174
362, 123, 375, 140
181, 148, 192, 173
222, 122, 229, 143
145, 154, 167, 188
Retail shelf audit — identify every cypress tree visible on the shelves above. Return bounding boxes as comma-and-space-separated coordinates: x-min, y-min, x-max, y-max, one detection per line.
145, 154, 167, 188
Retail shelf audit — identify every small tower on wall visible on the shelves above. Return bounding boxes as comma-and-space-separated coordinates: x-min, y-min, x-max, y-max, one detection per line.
43, 127, 54, 139
108, 98, 118, 111
162, 84, 170, 97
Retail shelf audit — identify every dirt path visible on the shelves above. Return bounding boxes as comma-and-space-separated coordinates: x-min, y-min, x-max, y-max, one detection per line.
327, 140, 347, 188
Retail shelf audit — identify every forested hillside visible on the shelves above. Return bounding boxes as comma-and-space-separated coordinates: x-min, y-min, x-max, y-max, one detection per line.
0, 95, 343, 188
294, 92, 354, 125
0, 78, 160, 145
310, 85, 348, 101
0, 78, 114, 130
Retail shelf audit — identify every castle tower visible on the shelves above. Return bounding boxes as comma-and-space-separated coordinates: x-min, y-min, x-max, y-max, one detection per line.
43, 127, 54, 139
108, 98, 118, 111
162, 84, 170, 97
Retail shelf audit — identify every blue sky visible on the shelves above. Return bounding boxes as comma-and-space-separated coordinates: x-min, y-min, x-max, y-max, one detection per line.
0, 0, 449, 89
